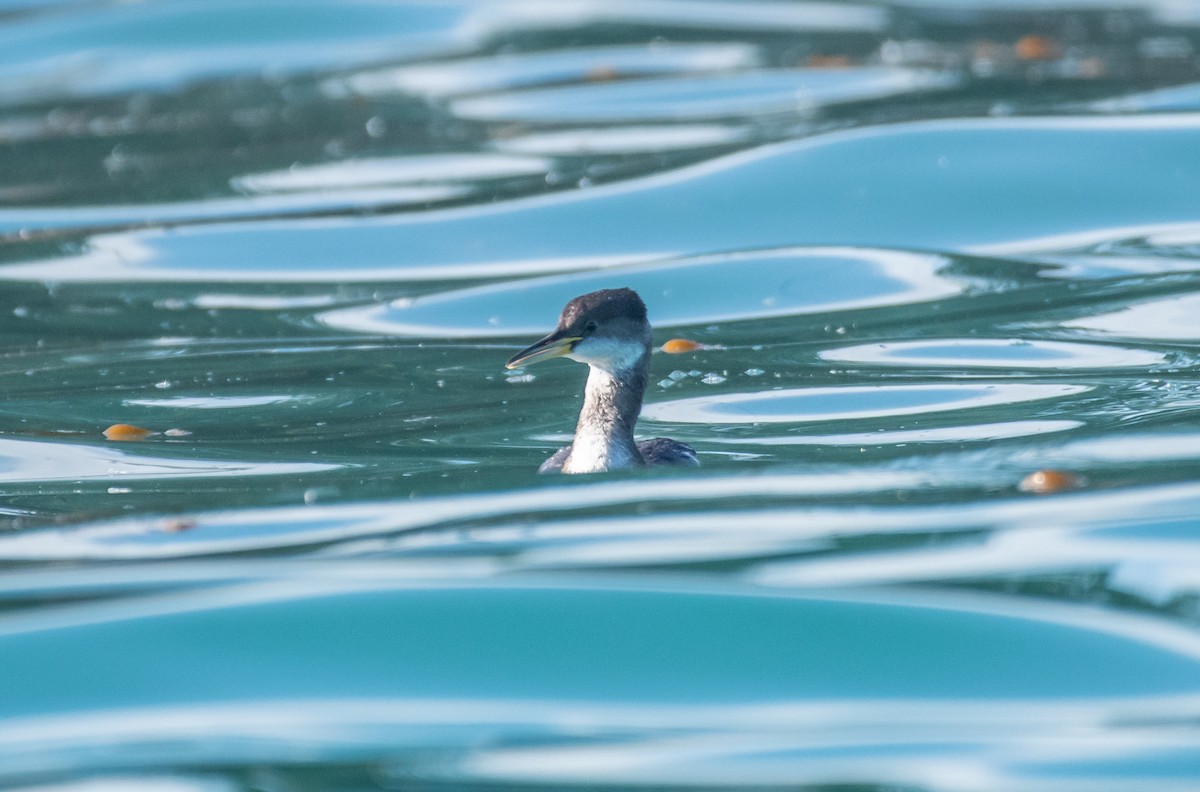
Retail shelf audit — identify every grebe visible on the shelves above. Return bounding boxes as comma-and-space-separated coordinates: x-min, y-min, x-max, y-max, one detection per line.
506, 288, 699, 474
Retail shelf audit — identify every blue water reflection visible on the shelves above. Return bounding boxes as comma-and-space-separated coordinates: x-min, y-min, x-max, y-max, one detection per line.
0, 0, 475, 102
321, 247, 960, 336
0, 577, 1197, 785
4, 1, 1200, 788
6, 116, 1200, 283
449, 68, 958, 123
326, 42, 762, 99
822, 338, 1169, 369
2, 578, 1196, 710
643, 383, 1089, 423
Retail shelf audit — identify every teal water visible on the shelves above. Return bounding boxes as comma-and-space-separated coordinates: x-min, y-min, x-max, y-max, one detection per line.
3, 1, 1200, 790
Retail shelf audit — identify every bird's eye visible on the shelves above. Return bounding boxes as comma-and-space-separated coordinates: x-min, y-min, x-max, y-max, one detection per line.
583, 320, 599, 333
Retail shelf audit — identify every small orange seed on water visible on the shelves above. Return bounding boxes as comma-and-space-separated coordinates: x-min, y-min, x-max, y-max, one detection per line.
806, 54, 852, 68
1014, 35, 1060, 61
661, 338, 705, 354
103, 423, 156, 441
585, 65, 621, 82
1018, 469, 1082, 494
161, 518, 197, 533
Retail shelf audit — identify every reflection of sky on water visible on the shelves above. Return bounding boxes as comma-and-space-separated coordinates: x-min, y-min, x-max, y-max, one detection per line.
2, 5, 1200, 788
1010, 431, 1200, 464
821, 339, 1168, 369
6, 116, 1200, 283
321, 247, 960, 336
701, 419, 1082, 446
231, 153, 550, 194
0, 437, 335, 484
464, 0, 888, 36
1093, 80, 1200, 112
9, 579, 1192, 701
0, 693, 1196, 788
0, 470, 933, 560
0, 185, 469, 235
495, 124, 753, 155
8, 472, 1200, 572
753, 504, 1200, 611
1065, 293, 1200, 340
449, 68, 958, 123
0, 578, 1197, 786
643, 383, 1089, 424
123, 394, 299, 410
0, 0, 478, 103
326, 42, 761, 99
0, 0, 890, 105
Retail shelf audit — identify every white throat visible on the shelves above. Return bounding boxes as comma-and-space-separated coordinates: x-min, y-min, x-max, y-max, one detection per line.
561, 363, 644, 474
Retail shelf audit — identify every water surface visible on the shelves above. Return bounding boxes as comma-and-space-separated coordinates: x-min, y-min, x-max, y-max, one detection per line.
3, 2, 1200, 790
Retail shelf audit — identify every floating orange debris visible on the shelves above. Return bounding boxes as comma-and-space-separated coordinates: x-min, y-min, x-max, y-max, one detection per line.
1014, 35, 1060, 61
1018, 469, 1083, 494
161, 518, 197, 533
806, 54, 852, 68
585, 65, 621, 82
102, 423, 157, 441
661, 338, 705, 354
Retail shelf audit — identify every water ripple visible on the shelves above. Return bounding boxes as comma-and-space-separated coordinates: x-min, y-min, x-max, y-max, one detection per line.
494, 124, 754, 156
0, 1, 476, 103
231, 153, 550, 195
642, 383, 1090, 424
1066, 292, 1200, 341
0, 185, 470, 236
448, 67, 958, 123
821, 338, 1169, 369
7, 116, 1200, 283
0, 437, 337, 485
320, 247, 961, 337
0, 578, 1196, 787
324, 42, 762, 99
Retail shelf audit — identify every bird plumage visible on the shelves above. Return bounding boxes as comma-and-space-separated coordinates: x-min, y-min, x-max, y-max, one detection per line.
506, 288, 699, 474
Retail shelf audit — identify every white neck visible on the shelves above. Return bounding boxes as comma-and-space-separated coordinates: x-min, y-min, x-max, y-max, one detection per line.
562, 362, 645, 474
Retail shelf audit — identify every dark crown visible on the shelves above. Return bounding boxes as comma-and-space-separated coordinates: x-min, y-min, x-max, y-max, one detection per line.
558, 288, 647, 329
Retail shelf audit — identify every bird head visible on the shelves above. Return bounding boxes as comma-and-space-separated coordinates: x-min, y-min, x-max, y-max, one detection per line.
505, 288, 651, 374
